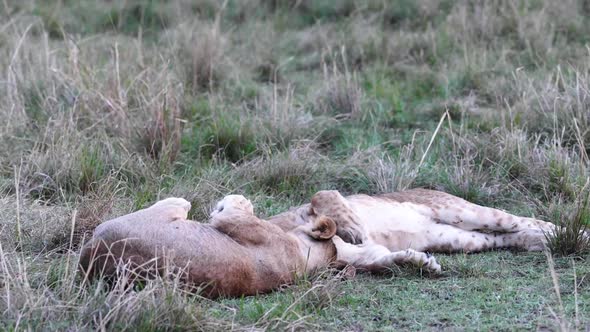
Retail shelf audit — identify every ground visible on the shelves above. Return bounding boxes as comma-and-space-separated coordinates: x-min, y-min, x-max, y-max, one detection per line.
215, 253, 590, 331
1, 0, 589, 330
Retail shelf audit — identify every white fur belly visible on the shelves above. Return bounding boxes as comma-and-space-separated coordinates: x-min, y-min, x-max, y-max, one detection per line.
348, 197, 433, 251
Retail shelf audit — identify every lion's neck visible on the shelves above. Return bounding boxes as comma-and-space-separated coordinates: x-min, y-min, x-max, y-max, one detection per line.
267, 204, 312, 232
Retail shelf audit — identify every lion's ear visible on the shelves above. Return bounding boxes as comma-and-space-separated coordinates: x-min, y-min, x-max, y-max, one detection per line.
308, 215, 337, 240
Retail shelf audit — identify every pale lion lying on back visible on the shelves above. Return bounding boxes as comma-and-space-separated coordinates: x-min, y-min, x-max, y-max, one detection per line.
80, 188, 554, 298
80, 193, 440, 298
274, 188, 554, 254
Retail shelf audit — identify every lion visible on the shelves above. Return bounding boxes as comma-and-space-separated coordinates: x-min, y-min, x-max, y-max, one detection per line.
79, 195, 441, 298
267, 188, 556, 256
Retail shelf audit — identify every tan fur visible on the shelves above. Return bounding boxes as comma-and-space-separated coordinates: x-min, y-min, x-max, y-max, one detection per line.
79, 192, 448, 298
80, 188, 552, 298
268, 189, 556, 260
84, 188, 547, 296
79, 196, 337, 298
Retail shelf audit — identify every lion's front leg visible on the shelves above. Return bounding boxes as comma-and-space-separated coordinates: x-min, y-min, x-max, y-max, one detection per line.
374, 249, 442, 273
332, 237, 441, 273
209, 195, 270, 246
210, 194, 254, 218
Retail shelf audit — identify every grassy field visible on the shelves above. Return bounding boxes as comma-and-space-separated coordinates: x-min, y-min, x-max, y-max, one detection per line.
1, 0, 590, 330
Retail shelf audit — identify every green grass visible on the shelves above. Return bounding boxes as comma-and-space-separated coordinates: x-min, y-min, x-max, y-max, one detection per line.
306, 253, 588, 331
216, 252, 588, 330
2, 0, 590, 330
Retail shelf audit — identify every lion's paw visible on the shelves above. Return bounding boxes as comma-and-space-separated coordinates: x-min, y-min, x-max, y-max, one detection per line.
337, 224, 368, 245
423, 253, 442, 273
150, 197, 191, 221
211, 195, 254, 217
518, 229, 548, 252
405, 249, 441, 273
152, 197, 191, 212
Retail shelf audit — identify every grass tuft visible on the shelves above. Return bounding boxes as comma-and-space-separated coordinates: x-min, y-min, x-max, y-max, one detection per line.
546, 192, 590, 257
175, 22, 226, 94
314, 51, 363, 119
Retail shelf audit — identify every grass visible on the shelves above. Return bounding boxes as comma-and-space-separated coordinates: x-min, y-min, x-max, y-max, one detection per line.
1, 0, 590, 330
546, 191, 590, 257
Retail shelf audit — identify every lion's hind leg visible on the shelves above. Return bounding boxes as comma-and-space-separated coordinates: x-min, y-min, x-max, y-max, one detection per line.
424, 223, 547, 252
435, 204, 554, 233
407, 190, 555, 233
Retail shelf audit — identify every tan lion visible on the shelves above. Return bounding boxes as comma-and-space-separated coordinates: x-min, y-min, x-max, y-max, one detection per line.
79, 195, 440, 298
80, 188, 554, 297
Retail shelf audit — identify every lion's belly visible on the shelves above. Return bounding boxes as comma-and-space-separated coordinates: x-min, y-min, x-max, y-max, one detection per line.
347, 197, 436, 251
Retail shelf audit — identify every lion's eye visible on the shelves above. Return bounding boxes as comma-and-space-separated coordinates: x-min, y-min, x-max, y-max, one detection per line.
218, 206, 224, 212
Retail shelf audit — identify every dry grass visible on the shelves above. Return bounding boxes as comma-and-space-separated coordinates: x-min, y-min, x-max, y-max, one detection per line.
314, 50, 364, 119
1, 0, 590, 330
